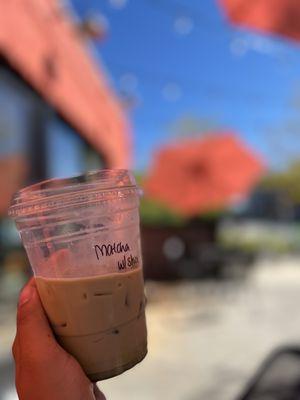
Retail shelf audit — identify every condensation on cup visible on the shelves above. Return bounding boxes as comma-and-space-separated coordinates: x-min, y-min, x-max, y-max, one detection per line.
9, 169, 147, 381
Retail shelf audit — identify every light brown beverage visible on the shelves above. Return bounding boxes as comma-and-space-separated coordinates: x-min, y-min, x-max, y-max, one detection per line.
36, 267, 147, 381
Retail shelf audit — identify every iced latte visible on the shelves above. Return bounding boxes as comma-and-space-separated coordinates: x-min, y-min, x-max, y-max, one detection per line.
9, 170, 147, 381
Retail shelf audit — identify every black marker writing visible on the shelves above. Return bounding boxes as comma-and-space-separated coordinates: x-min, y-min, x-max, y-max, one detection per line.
117, 254, 139, 270
94, 242, 130, 260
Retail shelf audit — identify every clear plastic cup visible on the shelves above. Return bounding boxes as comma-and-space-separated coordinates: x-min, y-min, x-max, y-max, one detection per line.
9, 169, 147, 381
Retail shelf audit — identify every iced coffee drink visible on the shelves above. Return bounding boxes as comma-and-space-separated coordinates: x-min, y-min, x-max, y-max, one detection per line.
36, 250, 147, 380
9, 170, 147, 381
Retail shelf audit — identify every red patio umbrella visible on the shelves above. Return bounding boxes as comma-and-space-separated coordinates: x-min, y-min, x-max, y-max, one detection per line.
219, 0, 300, 42
144, 134, 265, 217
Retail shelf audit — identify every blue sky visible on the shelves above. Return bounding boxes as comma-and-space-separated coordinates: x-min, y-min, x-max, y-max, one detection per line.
71, 0, 300, 172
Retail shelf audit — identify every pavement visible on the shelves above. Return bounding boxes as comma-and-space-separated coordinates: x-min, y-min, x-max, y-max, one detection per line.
0, 302, 16, 400
2, 255, 300, 400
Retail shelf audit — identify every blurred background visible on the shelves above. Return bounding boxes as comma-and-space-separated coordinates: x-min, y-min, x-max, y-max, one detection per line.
2, 1, 300, 399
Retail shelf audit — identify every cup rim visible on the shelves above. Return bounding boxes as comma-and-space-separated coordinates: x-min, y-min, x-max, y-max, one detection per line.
9, 169, 138, 219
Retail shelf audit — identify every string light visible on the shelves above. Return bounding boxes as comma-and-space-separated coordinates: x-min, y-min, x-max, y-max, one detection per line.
162, 82, 182, 101
109, 0, 128, 10
174, 16, 194, 36
119, 73, 138, 92
147, 0, 231, 34
109, 60, 288, 109
230, 37, 248, 57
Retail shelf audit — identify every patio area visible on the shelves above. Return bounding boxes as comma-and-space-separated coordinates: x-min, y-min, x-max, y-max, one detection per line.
2, 255, 300, 399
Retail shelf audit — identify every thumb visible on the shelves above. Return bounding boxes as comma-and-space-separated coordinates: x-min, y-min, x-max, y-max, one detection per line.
93, 384, 106, 400
14, 278, 56, 359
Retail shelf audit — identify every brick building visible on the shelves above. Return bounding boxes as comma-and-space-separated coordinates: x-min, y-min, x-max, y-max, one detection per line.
0, 0, 130, 212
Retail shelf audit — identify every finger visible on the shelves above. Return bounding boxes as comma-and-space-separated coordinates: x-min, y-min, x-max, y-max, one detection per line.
93, 384, 106, 400
12, 336, 19, 361
16, 278, 56, 359
12, 334, 21, 382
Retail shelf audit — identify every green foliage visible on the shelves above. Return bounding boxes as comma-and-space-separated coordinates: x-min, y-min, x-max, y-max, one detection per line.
134, 172, 144, 187
219, 221, 300, 254
134, 172, 184, 226
139, 197, 186, 227
135, 172, 224, 226
260, 160, 300, 203
167, 114, 221, 139
198, 209, 226, 221
139, 196, 224, 226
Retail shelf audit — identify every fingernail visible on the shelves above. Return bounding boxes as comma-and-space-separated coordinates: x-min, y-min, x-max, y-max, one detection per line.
19, 284, 33, 306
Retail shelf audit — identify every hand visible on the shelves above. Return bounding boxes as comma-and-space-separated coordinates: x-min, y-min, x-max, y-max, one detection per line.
13, 279, 106, 400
